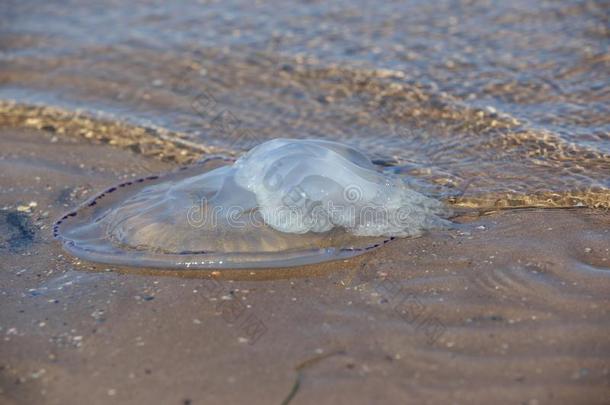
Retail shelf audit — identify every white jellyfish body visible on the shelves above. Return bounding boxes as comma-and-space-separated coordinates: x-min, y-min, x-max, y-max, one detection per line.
234, 139, 450, 236
54, 139, 451, 269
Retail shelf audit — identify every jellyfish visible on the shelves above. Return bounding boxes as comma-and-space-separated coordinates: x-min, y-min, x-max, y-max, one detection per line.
54, 139, 451, 269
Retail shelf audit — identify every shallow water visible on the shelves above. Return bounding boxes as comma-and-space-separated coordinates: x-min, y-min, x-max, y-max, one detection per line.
1, 0, 609, 209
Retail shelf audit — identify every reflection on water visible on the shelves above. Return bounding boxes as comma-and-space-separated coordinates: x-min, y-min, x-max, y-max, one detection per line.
0, 0, 608, 209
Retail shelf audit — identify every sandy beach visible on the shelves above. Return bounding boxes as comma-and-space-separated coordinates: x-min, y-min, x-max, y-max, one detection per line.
1, 124, 609, 404
1, 0, 609, 403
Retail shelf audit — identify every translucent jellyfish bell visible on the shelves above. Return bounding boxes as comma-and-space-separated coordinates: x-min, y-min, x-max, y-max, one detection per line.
54, 139, 450, 269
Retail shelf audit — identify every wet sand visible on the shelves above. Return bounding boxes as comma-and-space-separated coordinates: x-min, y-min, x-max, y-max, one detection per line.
1, 127, 609, 404
2, 0, 609, 403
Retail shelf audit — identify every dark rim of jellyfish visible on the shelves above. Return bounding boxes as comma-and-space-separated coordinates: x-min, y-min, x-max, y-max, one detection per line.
53, 156, 394, 269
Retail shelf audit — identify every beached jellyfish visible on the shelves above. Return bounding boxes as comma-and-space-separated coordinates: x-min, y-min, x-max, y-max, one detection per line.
54, 139, 451, 269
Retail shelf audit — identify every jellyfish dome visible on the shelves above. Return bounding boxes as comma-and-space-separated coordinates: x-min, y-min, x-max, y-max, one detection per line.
54, 139, 451, 269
